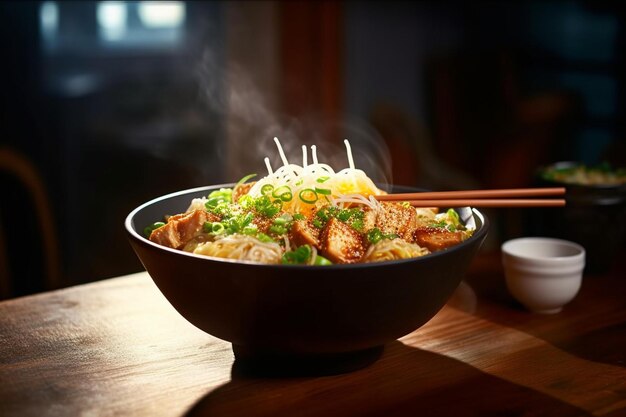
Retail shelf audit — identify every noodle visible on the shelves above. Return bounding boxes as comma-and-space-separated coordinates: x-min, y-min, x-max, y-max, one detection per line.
363, 239, 430, 263
187, 197, 208, 212
248, 138, 385, 216
193, 235, 283, 264
331, 193, 381, 211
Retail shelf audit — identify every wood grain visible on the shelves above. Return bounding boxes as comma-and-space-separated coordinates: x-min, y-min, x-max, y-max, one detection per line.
1, 254, 625, 417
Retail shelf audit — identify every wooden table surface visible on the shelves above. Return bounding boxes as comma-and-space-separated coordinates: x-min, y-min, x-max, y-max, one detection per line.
1, 251, 625, 417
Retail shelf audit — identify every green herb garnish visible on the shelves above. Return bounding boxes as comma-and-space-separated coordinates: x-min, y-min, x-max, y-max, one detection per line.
144, 221, 165, 237
366, 227, 398, 244
282, 245, 312, 264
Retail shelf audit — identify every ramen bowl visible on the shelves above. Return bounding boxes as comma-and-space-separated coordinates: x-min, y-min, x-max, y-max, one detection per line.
125, 184, 489, 374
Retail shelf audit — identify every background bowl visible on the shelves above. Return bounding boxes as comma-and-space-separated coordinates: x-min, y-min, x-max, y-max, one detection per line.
125, 184, 489, 373
527, 161, 626, 273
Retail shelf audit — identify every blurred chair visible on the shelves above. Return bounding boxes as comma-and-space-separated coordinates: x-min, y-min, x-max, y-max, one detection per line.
0, 147, 61, 299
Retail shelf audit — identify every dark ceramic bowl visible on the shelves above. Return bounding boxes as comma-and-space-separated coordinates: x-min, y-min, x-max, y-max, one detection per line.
528, 162, 626, 273
125, 184, 489, 373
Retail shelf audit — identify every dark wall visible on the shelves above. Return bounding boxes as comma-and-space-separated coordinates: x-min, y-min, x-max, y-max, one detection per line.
0, 1, 225, 296
345, 1, 626, 187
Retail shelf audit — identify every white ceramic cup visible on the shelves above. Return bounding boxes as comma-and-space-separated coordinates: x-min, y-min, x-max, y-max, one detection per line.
501, 237, 585, 314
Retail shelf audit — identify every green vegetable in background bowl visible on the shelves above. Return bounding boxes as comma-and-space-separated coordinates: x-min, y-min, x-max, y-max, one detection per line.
541, 162, 626, 186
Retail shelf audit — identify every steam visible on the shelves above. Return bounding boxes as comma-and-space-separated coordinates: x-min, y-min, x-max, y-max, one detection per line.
197, 42, 393, 186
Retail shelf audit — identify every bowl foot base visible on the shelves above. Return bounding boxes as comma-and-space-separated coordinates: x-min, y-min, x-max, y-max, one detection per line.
530, 307, 563, 314
231, 344, 384, 377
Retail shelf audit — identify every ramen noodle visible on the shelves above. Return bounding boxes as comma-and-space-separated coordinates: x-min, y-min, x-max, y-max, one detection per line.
146, 138, 475, 265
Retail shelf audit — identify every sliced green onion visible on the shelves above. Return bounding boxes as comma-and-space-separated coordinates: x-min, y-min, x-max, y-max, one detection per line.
211, 222, 225, 234
144, 222, 165, 237
367, 228, 383, 244
238, 194, 254, 208
314, 255, 333, 266
262, 205, 280, 218
315, 206, 338, 223
337, 209, 353, 222
299, 188, 318, 204
242, 225, 258, 235
272, 185, 293, 202
207, 188, 233, 204
273, 217, 288, 226
316, 176, 330, 183
446, 208, 461, 227
316, 208, 330, 221
292, 213, 305, 221
205, 196, 222, 208
256, 233, 275, 243
255, 195, 282, 217
261, 184, 274, 196
235, 173, 257, 189
366, 228, 398, 244
314, 187, 331, 195
351, 219, 364, 231
270, 225, 287, 235
271, 199, 283, 214
282, 245, 312, 264
203, 221, 225, 234
241, 212, 254, 227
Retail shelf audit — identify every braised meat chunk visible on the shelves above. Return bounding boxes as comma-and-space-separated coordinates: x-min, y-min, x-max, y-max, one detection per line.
290, 219, 320, 248
150, 210, 218, 249
375, 202, 418, 241
320, 217, 366, 263
413, 227, 465, 252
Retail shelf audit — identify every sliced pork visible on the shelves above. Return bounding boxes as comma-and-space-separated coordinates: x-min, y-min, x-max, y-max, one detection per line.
320, 217, 366, 263
149, 210, 218, 249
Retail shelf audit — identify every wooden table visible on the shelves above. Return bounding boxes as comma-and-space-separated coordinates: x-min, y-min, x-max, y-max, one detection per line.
1, 252, 625, 417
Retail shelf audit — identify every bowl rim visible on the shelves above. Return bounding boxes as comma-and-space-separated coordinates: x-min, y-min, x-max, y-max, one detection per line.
125, 184, 489, 269
501, 237, 585, 264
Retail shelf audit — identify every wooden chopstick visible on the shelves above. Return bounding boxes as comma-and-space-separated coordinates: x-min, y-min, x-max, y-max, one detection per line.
374, 187, 566, 208
401, 199, 565, 208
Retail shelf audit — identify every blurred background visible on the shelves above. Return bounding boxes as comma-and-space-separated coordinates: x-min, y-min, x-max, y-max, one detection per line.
1, 0, 624, 299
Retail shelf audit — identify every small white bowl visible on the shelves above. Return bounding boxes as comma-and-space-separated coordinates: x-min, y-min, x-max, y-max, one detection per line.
501, 237, 585, 314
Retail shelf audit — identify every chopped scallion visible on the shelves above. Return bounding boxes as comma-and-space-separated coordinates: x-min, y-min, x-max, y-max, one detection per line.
299, 188, 318, 204
144, 222, 165, 237
234, 173, 257, 190
272, 185, 293, 202
282, 244, 312, 264
261, 184, 274, 196
314, 255, 332, 265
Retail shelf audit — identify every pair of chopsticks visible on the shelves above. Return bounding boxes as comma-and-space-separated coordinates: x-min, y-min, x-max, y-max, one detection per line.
375, 187, 566, 207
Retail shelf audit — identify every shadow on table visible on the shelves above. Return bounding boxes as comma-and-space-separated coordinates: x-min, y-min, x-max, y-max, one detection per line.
184, 341, 590, 417
459, 254, 626, 370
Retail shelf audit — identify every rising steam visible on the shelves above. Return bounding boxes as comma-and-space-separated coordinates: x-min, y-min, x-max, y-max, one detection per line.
197, 44, 393, 187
